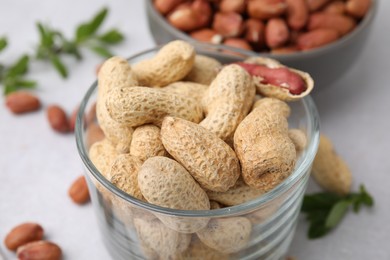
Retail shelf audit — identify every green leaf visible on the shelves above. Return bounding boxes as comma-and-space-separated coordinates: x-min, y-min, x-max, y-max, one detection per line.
89, 45, 113, 58
98, 29, 124, 44
302, 192, 341, 212
6, 55, 30, 77
0, 37, 7, 52
325, 200, 350, 229
36, 22, 53, 47
49, 55, 68, 78
3, 80, 36, 95
76, 7, 108, 43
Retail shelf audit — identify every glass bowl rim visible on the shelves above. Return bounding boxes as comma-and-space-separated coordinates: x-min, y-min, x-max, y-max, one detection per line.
145, 0, 378, 63
75, 44, 320, 218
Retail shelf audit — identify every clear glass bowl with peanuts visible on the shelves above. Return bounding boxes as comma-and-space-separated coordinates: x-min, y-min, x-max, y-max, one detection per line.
76, 40, 320, 260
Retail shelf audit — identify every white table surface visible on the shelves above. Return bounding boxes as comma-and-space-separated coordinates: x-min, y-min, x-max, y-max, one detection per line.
0, 1, 389, 259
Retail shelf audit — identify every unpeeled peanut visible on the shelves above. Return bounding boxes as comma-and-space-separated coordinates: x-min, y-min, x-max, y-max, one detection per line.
196, 217, 252, 253
89, 139, 118, 179
129, 124, 167, 162
162, 81, 208, 104
184, 55, 222, 85
161, 117, 241, 192
200, 64, 255, 141
96, 56, 137, 153
311, 134, 352, 195
132, 40, 195, 87
234, 98, 296, 191
105, 86, 203, 127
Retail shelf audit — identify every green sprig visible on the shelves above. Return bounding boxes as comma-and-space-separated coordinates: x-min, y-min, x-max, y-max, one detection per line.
0, 38, 36, 95
35, 7, 124, 78
301, 185, 374, 239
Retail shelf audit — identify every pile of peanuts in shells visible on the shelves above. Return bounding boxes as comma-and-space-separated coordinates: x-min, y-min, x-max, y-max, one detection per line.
3, 39, 353, 259
86, 40, 317, 259
154, 0, 372, 53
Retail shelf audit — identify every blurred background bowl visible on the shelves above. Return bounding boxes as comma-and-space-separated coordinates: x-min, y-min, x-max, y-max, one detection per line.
145, 0, 377, 90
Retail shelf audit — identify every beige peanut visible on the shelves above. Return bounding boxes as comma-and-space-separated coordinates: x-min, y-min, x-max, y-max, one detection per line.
105, 86, 203, 127
161, 117, 241, 192
176, 235, 230, 260
288, 128, 307, 155
109, 154, 144, 200
133, 218, 191, 259
96, 56, 137, 153
138, 156, 210, 232
196, 217, 252, 253
129, 124, 168, 162
162, 81, 208, 104
201, 64, 255, 141
183, 55, 222, 85
207, 178, 265, 206
132, 40, 195, 87
234, 98, 296, 191
89, 139, 118, 179
312, 134, 352, 195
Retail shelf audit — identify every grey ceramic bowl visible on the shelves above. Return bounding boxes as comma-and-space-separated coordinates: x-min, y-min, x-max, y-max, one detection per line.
145, 0, 377, 89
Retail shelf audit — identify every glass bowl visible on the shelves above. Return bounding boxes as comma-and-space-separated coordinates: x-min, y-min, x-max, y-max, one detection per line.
75, 43, 320, 260
145, 0, 378, 89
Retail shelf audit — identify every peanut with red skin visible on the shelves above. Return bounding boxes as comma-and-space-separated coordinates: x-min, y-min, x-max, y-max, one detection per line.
212, 12, 244, 37
219, 0, 246, 13
68, 175, 90, 205
244, 19, 265, 46
308, 12, 356, 36
236, 62, 306, 95
47, 105, 70, 133
223, 38, 253, 51
271, 45, 299, 54
346, 0, 372, 18
154, 0, 184, 15
16, 241, 62, 260
306, 0, 331, 11
323, 1, 346, 15
265, 18, 290, 49
247, 0, 287, 20
168, 0, 211, 32
190, 29, 222, 44
286, 0, 308, 30
5, 92, 41, 114
297, 28, 339, 50
4, 223, 44, 251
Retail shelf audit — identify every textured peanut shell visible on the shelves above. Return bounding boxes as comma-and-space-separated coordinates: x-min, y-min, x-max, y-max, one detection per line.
134, 218, 191, 259
200, 64, 255, 141
196, 217, 252, 254
312, 134, 352, 195
96, 56, 138, 153
234, 99, 296, 192
288, 128, 307, 155
183, 55, 222, 85
130, 124, 167, 162
89, 139, 118, 179
162, 81, 208, 104
109, 154, 144, 200
252, 97, 291, 117
176, 235, 230, 260
138, 156, 210, 233
161, 117, 240, 192
207, 178, 264, 206
105, 86, 203, 127
132, 40, 195, 87
244, 56, 314, 101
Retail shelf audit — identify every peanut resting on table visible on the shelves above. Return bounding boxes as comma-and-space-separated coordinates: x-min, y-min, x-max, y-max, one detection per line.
88, 40, 314, 257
